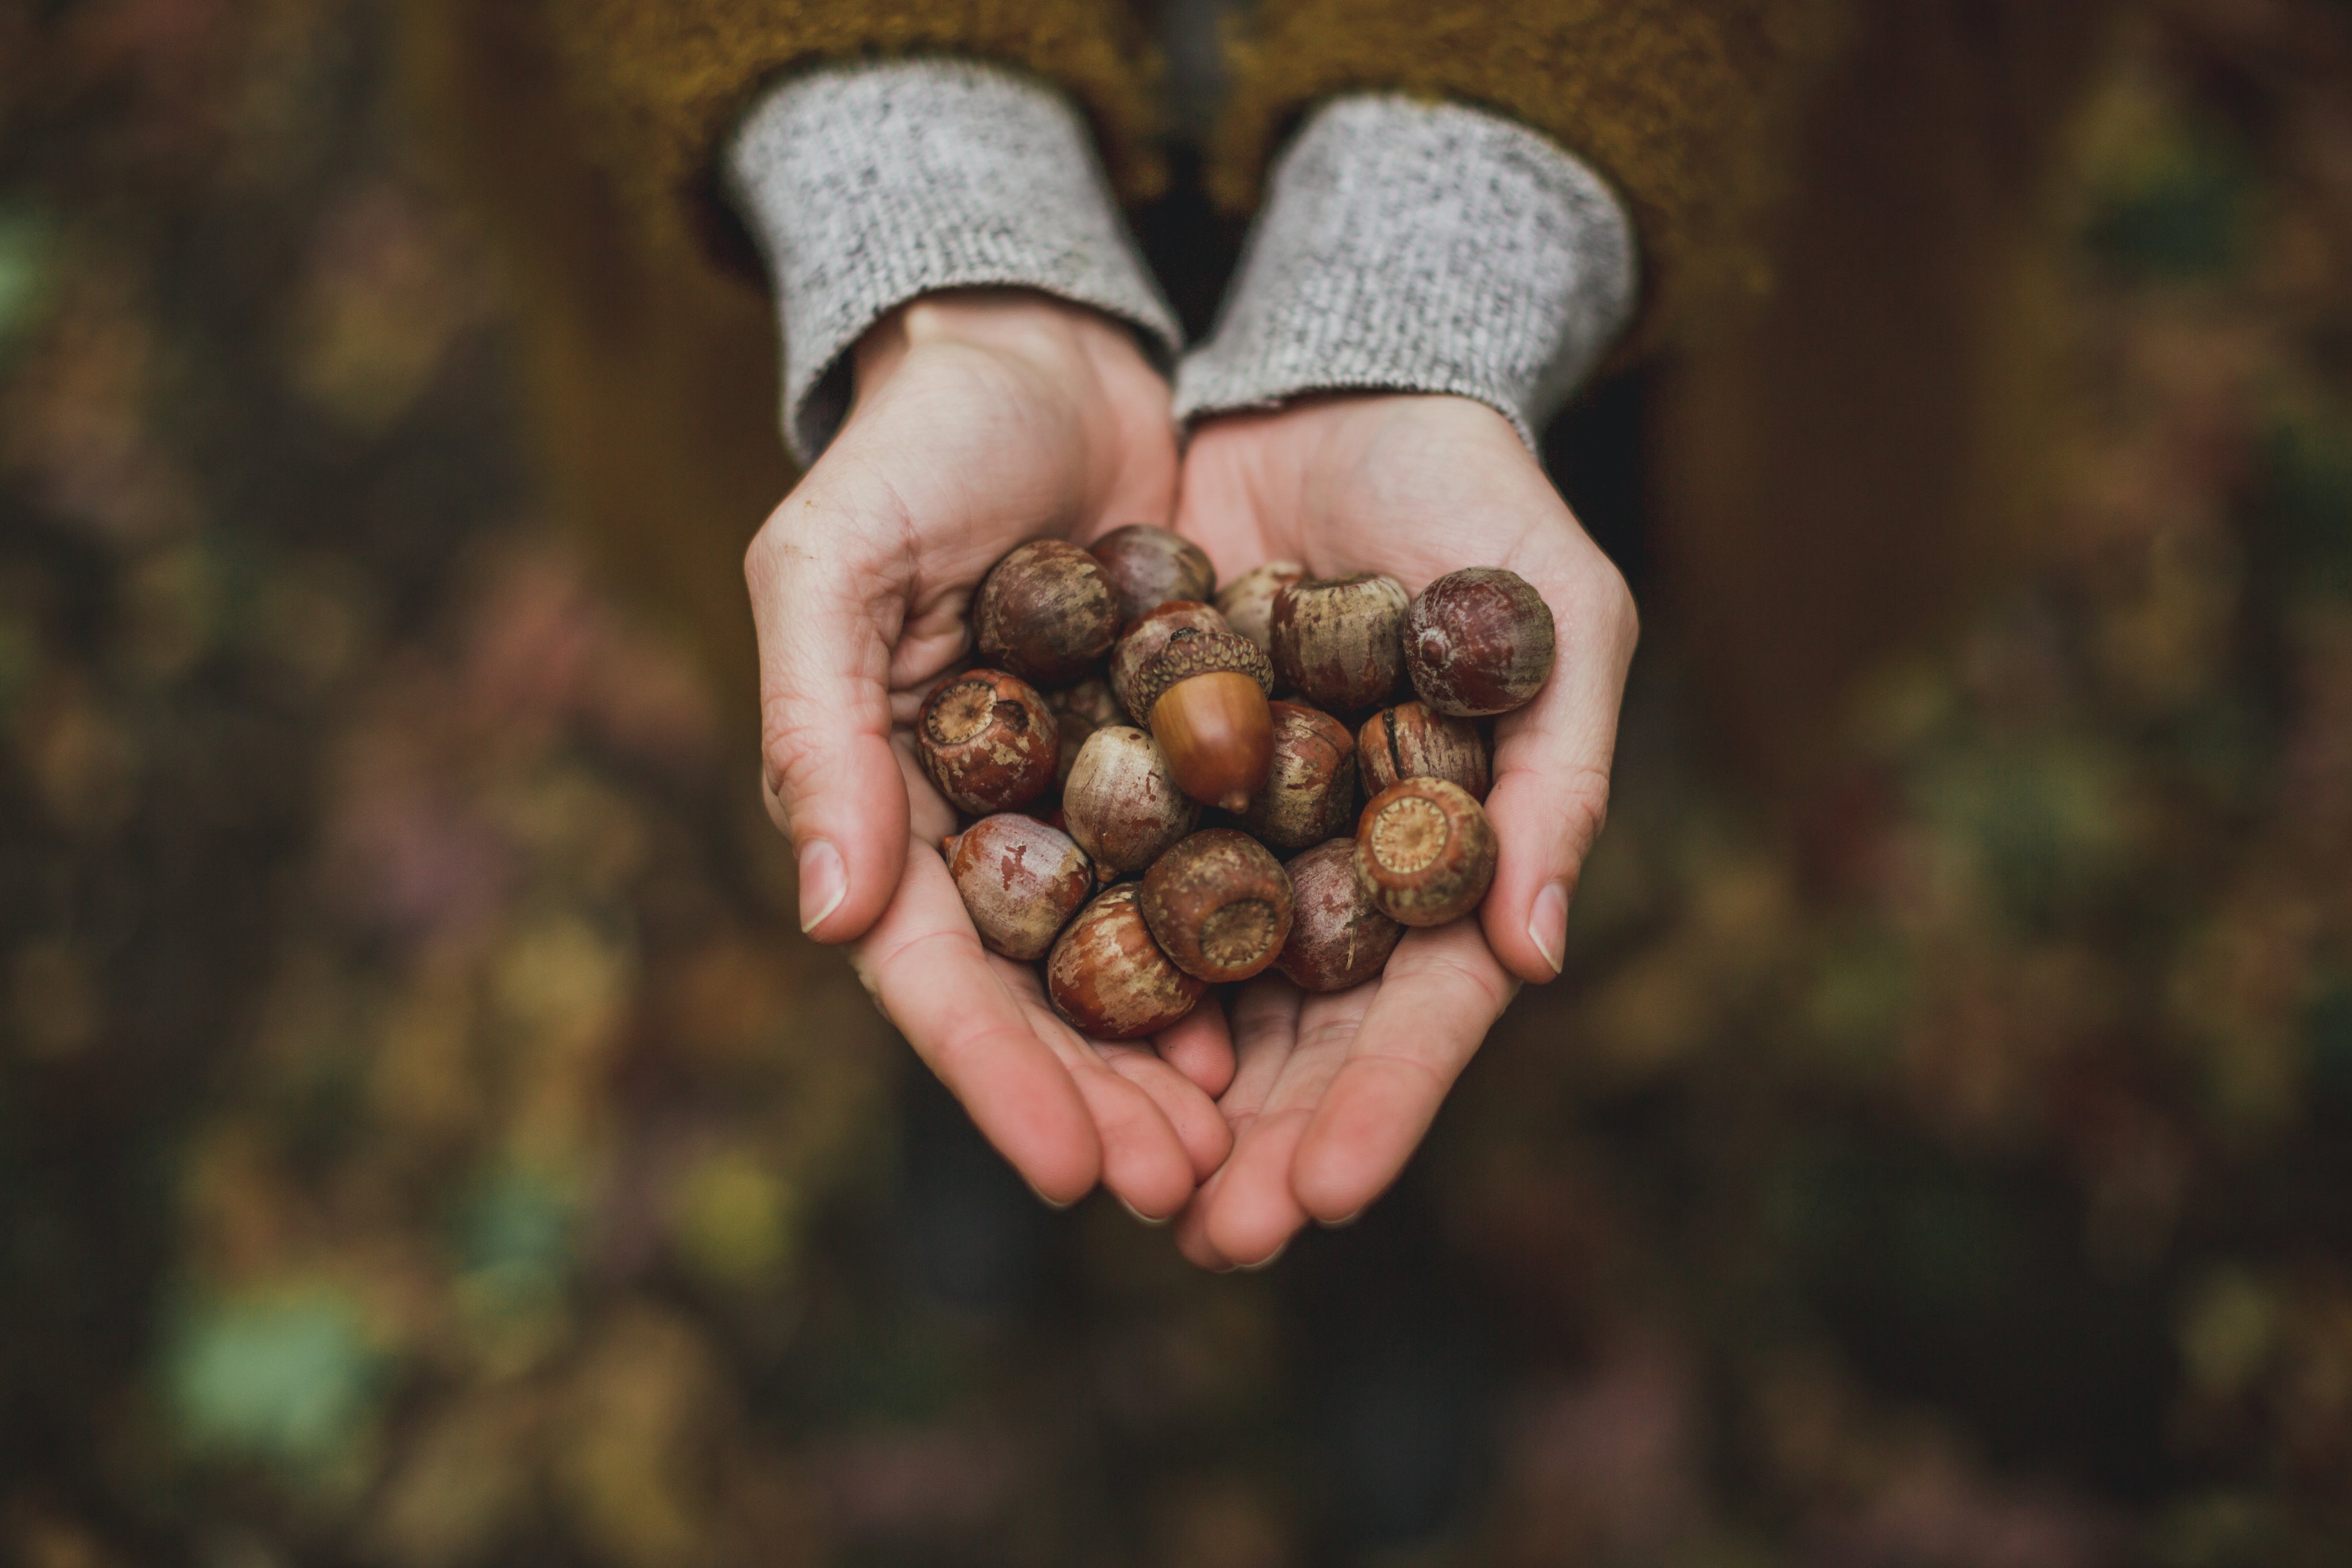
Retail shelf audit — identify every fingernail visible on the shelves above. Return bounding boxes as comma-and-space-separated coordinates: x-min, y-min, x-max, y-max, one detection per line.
1323, 1207, 1364, 1230
1118, 1198, 1171, 1228
798, 838, 846, 933
1528, 881, 1568, 976
1027, 1182, 1076, 1211
1238, 1241, 1288, 1271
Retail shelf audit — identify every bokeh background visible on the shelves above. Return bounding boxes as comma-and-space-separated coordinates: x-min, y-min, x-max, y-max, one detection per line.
6, 2, 2352, 1564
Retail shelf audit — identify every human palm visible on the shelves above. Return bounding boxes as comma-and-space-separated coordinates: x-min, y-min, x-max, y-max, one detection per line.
1167, 394, 1639, 1268
745, 292, 1232, 1219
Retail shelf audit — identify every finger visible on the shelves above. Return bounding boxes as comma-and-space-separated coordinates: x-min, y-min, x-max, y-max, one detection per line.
1291, 923, 1515, 1222
1479, 530, 1639, 984
1173, 978, 1301, 1270
1098, 1041, 1234, 1183
855, 847, 1100, 1204
1154, 1001, 1236, 1098
999, 977, 1206, 1221
1200, 980, 1369, 1268
746, 490, 912, 945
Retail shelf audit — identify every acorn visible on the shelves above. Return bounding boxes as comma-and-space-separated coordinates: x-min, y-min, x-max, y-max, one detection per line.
1089, 524, 1216, 625
1405, 566, 1557, 717
1109, 599, 1229, 719
1353, 777, 1496, 927
1270, 573, 1411, 711
916, 668, 1058, 814
942, 815, 1094, 961
1049, 675, 1127, 732
1047, 884, 1206, 1039
1139, 829, 1295, 984
1238, 701, 1359, 850
1215, 560, 1305, 656
1276, 838, 1405, 992
1356, 702, 1492, 802
1128, 626, 1276, 813
1062, 725, 1200, 877
973, 539, 1120, 686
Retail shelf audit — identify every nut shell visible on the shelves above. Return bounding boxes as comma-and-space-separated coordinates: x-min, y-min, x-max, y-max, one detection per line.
1276, 839, 1404, 992
1357, 702, 1492, 802
1239, 702, 1359, 849
943, 815, 1094, 961
1062, 725, 1200, 876
1047, 884, 1206, 1039
1215, 560, 1305, 656
1110, 601, 1228, 718
1270, 573, 1411, 711
916, 669, 1058, 814
1353, 777, 1497, 927
1139, 829, 1295, 984
1127, 626, 1274, 719
1405, 567, 1557, 717
1089, 524, 1216, 624
974, 539, 1120, 685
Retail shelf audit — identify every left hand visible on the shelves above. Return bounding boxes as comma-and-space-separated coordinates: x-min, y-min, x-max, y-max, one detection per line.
1166, 393, 1639, 1269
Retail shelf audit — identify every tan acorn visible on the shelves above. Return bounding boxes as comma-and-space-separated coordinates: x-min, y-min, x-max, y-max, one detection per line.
1238, 702, 1359, 849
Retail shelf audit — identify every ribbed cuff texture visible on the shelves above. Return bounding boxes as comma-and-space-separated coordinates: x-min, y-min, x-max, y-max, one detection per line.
725, 60, 1182, 464
1174, 96, 1638, 448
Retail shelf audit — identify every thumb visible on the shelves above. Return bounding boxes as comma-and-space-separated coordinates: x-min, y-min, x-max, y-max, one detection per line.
746, 490, 913, 943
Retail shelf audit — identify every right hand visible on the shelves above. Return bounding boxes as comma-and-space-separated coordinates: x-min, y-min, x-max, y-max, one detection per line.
745, 289, 1232, 1217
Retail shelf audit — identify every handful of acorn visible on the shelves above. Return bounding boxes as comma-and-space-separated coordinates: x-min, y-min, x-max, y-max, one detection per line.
925, 526, 1556, 1039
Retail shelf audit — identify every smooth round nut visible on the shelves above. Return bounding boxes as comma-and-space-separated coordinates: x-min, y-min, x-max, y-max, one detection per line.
1239, 702, 1359, 850
1215, 560, 1304, 656
1090, 524, 1216, 625
1353, 778, 1496, 927
916, 669, 1058, 814
974, 539, 1120, 686
1270, 573, 1411, 711
1139, 829, 1295, 984
1357, 702, 1492, 802
943, 815, 1094, 961
1109, 599, 1228, 718
1047, 884, 1206, 1039
1277, 838, 1404, 992
1405, 566, 1557, 717
1062, 725, 1200, 877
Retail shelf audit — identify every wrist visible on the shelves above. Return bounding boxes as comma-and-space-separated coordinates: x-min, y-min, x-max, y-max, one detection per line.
850, 287, 1156, 398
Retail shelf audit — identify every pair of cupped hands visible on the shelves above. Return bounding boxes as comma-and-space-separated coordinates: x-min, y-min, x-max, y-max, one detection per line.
749, 289, 1637, 1269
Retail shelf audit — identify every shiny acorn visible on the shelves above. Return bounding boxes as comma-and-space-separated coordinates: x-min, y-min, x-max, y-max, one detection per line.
1062, 725, 1200, 877
1090, 524, 1216, 625
974, 539, 1120, 686
1129, 626, 1276, 813
1405, 566, 1557, 717
1357, 701, 1492, 801
916, 668, 1058, 814
1047, 884, 1206, 1039
1138, 828, 1295, 984
1354, 777, 1497, 927
1109, 599, 1229, 719
1276, 838, 1404, 992
943, 815, 1094, 961
1239, 701, 1359, 849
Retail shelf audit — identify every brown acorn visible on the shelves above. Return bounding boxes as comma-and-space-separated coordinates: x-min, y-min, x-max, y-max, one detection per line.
1215, 560, 1305, 656
1238, 702, 1359, 850
1062, 725, 1200, 877
1353, 777, 1497, 927
942, 815, 1094, 961
1047, 884, 1206, 1039
973, 539, 1120, 686
1276, 838, 1404, 992
1405, 566, 1557, 717
1109, 599, 1228, 719
1129, 628, 1276, 813
1270, 572, 1411, 711
1356, 702, 1492, 802
1049, 675, 1127, 731
1089, 524, 1216, 625
916, 669, 1058, 814
1139, 829, 1295, 984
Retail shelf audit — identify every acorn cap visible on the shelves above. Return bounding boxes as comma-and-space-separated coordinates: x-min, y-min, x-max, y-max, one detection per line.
1128, 627, 1274, 719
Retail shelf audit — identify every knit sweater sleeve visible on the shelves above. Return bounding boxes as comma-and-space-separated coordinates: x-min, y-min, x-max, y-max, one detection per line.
536, 0, 1164, 269
1209, 0, 1854, 346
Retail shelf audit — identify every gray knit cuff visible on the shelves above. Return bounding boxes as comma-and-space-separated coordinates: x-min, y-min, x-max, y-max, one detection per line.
1174, 96, 1638, 449
724, 60, 1182, 464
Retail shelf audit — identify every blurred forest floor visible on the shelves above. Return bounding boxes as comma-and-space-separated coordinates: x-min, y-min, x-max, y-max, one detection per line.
5, 2, 2352, 1566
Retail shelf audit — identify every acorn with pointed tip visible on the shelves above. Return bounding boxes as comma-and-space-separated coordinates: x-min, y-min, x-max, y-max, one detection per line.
1047, 884, 1206, 1039
1139, 829, 1294, 984
942, 815, 1093, 961
1354, 777, 1496, 927
1357, 702, 1491, 801
1405, 566, 1557, 717
1062, 725, 1199, 877
1090, 524, 1215, 625
1128, 626, 1276, 813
